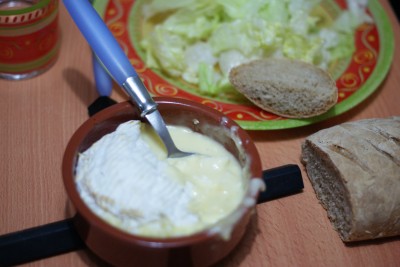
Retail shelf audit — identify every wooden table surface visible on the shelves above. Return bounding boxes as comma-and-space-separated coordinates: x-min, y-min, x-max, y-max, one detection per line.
1, 1, 399, 266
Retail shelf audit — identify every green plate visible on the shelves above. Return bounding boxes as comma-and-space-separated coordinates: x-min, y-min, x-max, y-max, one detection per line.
93, 0, 394, 130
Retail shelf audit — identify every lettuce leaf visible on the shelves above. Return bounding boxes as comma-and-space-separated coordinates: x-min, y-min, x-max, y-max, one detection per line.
140, 0, 371, 96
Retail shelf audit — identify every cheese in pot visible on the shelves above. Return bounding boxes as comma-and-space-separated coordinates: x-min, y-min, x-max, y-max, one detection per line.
75, 120, 245, 237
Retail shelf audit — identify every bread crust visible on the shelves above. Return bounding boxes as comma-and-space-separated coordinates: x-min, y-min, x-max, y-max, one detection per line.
229, 58, 338, 118
301, 117, 400, 242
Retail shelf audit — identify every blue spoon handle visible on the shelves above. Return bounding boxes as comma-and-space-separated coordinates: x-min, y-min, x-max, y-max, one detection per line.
92, 53, 112, 96
63, 0, 156, 116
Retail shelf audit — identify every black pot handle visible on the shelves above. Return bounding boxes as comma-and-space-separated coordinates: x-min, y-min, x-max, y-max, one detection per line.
0, 218, 85, 266
257, 164, 304, 204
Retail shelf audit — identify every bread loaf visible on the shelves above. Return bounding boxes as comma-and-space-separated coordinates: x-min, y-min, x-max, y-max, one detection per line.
301, 117, 400, 242
229, 58, 338, 118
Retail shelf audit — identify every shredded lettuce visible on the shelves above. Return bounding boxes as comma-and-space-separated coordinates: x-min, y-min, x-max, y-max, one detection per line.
140, 0, 372, 96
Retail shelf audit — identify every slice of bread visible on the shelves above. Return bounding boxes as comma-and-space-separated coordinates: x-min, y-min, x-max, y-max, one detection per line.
301, 117, 400, 242
229, 58, 338, 118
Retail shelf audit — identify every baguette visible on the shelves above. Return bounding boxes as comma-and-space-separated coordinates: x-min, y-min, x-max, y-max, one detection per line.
301, 117, 400, 242
229, 58, 338, 118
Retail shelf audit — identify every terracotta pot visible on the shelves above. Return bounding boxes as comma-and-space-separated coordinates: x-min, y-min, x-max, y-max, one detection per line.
62, 97, 263, 267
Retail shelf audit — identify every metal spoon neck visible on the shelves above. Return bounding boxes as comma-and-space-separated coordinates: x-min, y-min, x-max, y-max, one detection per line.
145, 111, 194, 158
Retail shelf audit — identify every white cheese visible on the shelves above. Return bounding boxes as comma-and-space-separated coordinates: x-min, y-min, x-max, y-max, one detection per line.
75, 120, 244, 237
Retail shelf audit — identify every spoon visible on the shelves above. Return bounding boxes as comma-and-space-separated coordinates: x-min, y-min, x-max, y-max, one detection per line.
63, 0, 193, 158
87, 53, 117, 117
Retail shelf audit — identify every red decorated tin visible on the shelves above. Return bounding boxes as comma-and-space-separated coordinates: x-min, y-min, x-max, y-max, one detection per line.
0, 0, 60, 80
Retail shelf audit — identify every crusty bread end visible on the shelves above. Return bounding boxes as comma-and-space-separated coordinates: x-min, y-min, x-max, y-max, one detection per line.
301, 117, 400, 242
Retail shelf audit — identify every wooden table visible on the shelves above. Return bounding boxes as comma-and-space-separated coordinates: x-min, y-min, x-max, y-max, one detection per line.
1, 1, 399, 266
